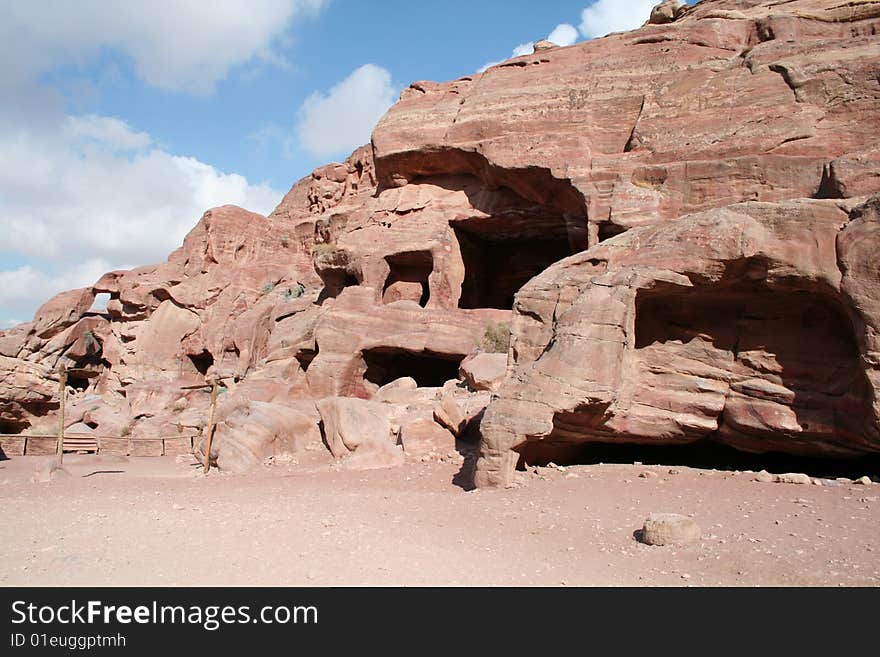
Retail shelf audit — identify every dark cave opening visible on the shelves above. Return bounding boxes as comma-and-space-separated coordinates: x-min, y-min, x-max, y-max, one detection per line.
514, 439, 880, 481
318, 271, 360, 303
67, 375, 90, 391
597, 221, 627, 242
362, 347, 464, 388
382, 250, 432, 307
454, 221, 575, 310
295, 346, 318, 372
632, 279, 871, 448
187, 350, 214, 377
522, 273, 874, 475
0, 419, 27, 434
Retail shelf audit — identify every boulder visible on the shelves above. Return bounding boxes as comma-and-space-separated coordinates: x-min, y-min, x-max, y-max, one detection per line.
382, 281, 424, 305
203, 399, 322, 473
433, 387, 491, 437
775, 473, 813, 485
398, 418, 455, 458
459, 353, 507, 392
374, 377, 419, 404
316, 397, 403, 468
638, 513, 701, 546
647, 0, 685, 25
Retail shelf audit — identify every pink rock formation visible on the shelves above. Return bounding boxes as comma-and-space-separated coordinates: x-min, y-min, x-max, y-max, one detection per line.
475, 197, 880, 486
0, 0, 878, 483
316, 397, 404, 468
459, 353, 508, 393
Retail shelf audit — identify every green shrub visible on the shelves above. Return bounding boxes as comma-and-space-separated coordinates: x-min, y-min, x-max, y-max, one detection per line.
260, 282, 275, 295
281, 283, 305, 300
479, 322, 511, 353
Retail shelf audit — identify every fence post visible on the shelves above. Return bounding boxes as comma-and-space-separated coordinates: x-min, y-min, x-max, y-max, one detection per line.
203, 378, 219, 474
55, 364, 67, 465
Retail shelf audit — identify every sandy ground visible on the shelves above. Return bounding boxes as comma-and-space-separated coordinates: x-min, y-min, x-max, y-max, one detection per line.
1, 451, 878, 587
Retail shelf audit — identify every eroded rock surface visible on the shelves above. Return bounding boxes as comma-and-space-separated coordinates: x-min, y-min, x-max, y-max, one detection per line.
476, 197, 880, 486
0, 0, 878, 480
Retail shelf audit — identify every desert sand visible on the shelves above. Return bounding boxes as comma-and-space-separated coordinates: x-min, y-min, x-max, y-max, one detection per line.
2, 451, 877, 587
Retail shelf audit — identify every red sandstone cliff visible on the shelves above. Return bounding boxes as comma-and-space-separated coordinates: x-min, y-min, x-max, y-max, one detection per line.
1, 0, 879, 483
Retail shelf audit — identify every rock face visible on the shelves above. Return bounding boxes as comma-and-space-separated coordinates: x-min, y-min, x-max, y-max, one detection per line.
316, 397, 404, 469
1, 0, 879, 482
475, 196, 880, 486
459, 353, 508, 392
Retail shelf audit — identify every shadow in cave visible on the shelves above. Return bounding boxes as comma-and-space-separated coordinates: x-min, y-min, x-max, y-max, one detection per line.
454, 222, 574, 310
529, 263, 876, 478
635, 272, 873, 453
434, 170, 589, 311
382, 250, 432, 307
520, 440, 880, 481
317, 271, 359, 304
363, 347, 464, 389
379, 155, 589, 311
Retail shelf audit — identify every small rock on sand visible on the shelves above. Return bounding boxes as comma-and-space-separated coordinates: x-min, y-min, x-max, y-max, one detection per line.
775, 473, 812, 485
638, 513, 701, 546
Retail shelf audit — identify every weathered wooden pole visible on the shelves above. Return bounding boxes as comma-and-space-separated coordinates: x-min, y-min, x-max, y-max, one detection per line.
202, 378, 219, 474
56, 364, 67, 465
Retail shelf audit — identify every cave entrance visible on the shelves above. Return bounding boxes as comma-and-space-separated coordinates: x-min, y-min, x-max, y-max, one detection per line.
632, 279, 872, 452
522, 275, 874, 472
67, 373, 90, 391
362, 347, 463, 388
453, 214, 583, 310
295, 346, 318, 372
0, 419, 27, 434
318, 271, 359, 303
187, 350, 214, 377
597, 221, 627, 243
514, 440, 880, 480
382, 251, 432, 307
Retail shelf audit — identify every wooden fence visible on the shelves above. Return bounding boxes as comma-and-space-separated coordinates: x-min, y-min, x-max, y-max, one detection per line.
0, 433, 197, 457
0, 369, 218, 468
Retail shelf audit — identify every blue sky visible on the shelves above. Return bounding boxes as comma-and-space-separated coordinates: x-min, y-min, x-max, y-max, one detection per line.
0, 0, 690, 326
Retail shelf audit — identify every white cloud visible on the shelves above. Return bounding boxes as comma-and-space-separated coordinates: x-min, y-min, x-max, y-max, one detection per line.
512, 42, 535, 57
0, 261, 112, 318
579, 0, 658, 38
479, 22, 581, 73
0, 117, 282, 324
547, 23, 579, 47
0, 0, 328, 94
0, 2, 323, 325
296, 64, 398, 159
63, 115, 152, 151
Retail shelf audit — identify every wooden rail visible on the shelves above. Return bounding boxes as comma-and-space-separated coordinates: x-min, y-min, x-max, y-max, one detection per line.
0, 433, 197, 457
